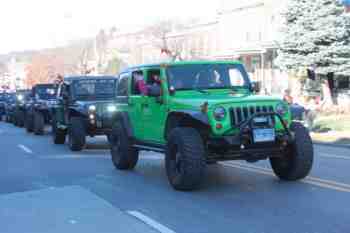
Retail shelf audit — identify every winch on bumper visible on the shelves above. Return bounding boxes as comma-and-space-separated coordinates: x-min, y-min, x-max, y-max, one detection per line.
207, 112, 293, 163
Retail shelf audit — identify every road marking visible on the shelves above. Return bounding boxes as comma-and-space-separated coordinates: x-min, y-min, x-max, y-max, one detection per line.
221, 161, 350, 193
127, 210, 176, 233
318, 153, 350, 160
18, 144, 33, 154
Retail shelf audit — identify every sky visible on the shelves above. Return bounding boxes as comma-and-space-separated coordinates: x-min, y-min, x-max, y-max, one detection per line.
0, 0, 220, 54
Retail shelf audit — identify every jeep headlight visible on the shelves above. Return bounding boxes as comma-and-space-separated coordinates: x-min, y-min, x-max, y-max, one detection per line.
276, 102, 288, 116
88, 105, 96, 111
107, 105, 116, 112
213, 107, 226, 121
17, 95, 24, 101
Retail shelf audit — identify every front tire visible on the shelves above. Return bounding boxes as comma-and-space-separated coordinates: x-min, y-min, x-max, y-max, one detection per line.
165, 127, 206, 191
270, 122, 314, 181
68, 117, 86, 151
110, 123, 139, 170
25, 113, 34, 133
52, 116, 66, 144
34, 111, 45, 135
18, 110, 25, 127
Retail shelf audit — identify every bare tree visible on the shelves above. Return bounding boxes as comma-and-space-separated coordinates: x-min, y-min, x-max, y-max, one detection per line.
146, 19, 189, 61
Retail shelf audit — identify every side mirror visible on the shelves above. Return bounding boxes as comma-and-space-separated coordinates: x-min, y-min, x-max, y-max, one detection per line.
250, 81, 261, 93
169, 86, 176, 95
147, 85, 161, 97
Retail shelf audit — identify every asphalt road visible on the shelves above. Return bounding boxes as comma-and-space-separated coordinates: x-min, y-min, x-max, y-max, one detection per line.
0, 122, 349, 233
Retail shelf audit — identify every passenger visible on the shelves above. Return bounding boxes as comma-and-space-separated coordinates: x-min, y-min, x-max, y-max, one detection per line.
135, 73, 148, 95
283, 89, 293, 105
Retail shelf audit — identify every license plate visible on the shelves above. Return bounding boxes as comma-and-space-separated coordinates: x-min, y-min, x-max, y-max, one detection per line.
253, 128, 275, 143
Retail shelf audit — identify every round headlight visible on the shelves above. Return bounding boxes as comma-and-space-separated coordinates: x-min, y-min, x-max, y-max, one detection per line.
213, 107, 226, 121
17, 95, 24, 101
276, 102, 288, 115
88, 105, 96, 111
107, 105, 116, 112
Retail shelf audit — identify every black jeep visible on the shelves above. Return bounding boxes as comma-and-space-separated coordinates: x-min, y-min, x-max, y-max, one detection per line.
0, 93, 6, 121
13, 90, 31, 127
25, 84, 58, 134
4, 93, 16, 123
51, 76, 118, 151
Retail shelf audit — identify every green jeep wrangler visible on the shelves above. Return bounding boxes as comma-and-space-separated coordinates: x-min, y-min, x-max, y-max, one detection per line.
110, 61, 314, 191
51, 76, 118, 151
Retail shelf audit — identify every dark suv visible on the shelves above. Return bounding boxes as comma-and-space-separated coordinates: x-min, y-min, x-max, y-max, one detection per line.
25, 84, 58, 134
13, 89, 31, 127
0, 93, 6, 121
51, 76, 118, 151
4, 93, 16, 123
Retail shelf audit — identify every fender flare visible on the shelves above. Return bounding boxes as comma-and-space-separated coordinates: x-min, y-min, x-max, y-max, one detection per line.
164, 110, 210, 139
114, 111, 134, 138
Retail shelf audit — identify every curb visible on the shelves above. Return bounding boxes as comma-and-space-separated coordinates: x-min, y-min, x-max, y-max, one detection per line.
313, 141, 350, 149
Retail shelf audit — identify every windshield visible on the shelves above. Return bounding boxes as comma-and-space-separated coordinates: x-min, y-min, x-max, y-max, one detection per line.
36, 86, 57, 100
166, 64, 250, 91
73, 79, 116, 100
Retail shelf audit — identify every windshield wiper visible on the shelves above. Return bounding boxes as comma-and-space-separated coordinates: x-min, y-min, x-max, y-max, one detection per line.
194, 87, 209, 94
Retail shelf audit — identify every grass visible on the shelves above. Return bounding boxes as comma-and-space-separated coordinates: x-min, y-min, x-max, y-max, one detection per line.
313, 115, 350, 132
311, 115, 350, 145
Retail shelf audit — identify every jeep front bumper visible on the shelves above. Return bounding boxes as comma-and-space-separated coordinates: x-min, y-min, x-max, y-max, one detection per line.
207, 112, 293, 162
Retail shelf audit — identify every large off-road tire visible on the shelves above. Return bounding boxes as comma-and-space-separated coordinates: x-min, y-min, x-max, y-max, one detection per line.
52, 116, 66, 144
165, 127, 206, 191
270, 122, 314, 181
13, 113, 18, 126
68, 117, 86, 151
17, 110, 25, 127
110, 123, 138, 170
25, 113, 34, 133
34, 111, 45, 135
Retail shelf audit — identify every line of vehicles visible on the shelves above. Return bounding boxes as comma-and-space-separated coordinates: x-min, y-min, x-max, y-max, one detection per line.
0, 60, 314, 191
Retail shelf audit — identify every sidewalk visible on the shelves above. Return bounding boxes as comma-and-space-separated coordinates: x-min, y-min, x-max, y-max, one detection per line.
311, 131, 350, 148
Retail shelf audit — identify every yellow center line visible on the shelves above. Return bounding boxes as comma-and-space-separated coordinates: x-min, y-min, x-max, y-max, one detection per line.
221, 161, 350, 193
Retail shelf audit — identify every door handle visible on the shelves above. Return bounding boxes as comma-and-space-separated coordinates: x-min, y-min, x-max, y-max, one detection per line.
141, 103, 149, 107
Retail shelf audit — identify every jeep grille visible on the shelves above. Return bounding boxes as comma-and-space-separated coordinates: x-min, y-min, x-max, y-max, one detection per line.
229, 105, 274, 126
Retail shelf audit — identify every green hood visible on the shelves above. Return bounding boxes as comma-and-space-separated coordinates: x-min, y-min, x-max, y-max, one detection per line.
170, 92, 282, 110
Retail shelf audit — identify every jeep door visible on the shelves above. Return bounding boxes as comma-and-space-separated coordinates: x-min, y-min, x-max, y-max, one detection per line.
141, 68, 167, 143
117, 72, 144, 140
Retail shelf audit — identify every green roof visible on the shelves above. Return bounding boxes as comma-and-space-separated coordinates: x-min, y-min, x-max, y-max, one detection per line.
124, 60, 242, 71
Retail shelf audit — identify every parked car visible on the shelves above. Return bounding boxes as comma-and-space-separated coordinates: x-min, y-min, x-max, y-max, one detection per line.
51, 76, 118, 151
25, 84, 58, 134
109, 61, 314, 191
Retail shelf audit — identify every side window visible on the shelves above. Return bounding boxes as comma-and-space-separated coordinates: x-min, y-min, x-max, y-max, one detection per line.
146, 69, 161, 85
131, 70, 144, 95
229, 68, 245, 86
117, 73, 129, 97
